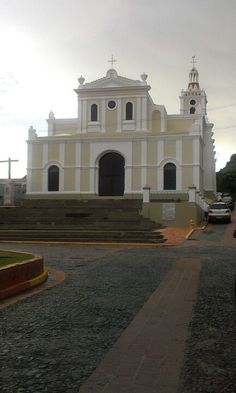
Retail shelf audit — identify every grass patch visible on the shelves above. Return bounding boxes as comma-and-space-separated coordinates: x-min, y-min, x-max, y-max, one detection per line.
0, 251, 34, 267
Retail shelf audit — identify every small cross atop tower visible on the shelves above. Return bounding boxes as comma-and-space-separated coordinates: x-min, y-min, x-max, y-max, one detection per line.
191, 55, 197, 68
108, 54, 117, 69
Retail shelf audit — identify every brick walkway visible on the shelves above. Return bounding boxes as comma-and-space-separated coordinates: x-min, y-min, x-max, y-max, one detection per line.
160, 227, 190, 245
79, 256, 202, 393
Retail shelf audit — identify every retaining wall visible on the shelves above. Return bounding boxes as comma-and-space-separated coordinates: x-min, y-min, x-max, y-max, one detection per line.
0, 254, 48, 300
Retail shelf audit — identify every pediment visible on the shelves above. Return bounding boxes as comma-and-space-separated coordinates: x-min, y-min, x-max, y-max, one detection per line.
78, 69, 148, 91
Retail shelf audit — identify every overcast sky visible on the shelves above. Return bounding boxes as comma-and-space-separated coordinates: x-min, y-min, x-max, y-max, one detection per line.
0, 0, 236, 178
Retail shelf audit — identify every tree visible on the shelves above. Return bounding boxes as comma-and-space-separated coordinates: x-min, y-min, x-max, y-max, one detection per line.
217, 154, 236, 199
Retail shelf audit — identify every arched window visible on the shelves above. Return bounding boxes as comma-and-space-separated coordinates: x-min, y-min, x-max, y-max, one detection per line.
190, 106, 196, 114
48, 165, 59, 191
164, 163, 176, 190
91, 104, 98, 121
125, 102, 133, 120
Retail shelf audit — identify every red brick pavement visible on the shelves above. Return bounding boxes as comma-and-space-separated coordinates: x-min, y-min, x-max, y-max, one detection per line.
79, 256, 202, 393
160, 227, 190, 245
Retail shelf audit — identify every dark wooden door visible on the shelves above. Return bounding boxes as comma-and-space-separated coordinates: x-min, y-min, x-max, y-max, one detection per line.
99, 153, 125, 196
164, 163, 176, 190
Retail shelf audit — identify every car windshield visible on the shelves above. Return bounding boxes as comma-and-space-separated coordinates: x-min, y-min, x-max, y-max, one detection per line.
210, 203, 228, 209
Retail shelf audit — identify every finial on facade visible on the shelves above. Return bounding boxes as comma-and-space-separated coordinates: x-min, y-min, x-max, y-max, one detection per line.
78, 75, 85, 85
108, 54, 117, 69
49, 110, 55, 119
106, 68, 118, 78
141, 72, 148, 83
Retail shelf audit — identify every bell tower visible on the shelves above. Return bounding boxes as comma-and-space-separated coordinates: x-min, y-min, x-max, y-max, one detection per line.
180, 56, 207, 115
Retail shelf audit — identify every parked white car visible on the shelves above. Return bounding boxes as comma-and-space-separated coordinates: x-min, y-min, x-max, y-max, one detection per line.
208, 202, 231, 223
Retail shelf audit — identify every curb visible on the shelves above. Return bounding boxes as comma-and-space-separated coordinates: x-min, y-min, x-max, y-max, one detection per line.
0, 240, 177, 248
0, 253, 48, 300
185, 223, 207, 240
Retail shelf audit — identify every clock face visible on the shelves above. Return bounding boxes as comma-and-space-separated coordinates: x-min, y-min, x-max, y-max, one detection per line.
107, 100, 117, 109
190, 99, 196, 105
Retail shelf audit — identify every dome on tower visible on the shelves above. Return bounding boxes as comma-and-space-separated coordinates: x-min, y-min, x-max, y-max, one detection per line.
189, 67, 199, 83
188, 67, 200, 91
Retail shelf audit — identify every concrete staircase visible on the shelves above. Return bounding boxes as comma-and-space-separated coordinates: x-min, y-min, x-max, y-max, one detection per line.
0, 199, 165, 244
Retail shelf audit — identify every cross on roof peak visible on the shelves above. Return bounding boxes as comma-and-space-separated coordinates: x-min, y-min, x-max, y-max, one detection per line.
108, 54, 117, 69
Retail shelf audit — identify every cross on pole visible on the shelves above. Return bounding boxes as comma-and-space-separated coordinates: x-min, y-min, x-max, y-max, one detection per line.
0, 157, 19, 180
108, 54, 117, 69
191, 55, 197, 68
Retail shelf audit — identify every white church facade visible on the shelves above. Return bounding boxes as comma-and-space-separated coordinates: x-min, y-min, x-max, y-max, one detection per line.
26, 61, 216, 201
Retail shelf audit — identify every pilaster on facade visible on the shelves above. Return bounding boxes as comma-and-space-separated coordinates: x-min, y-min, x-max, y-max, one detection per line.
176, 139, 182, 162
125, 166, 132, 193
157, 140, 164, 164
141, 140, 147, 187
43, 144, 48, 166
157, 166, 163, 190
75, 142, 81, 191
176, 166, 182, 190
82, 100, 87, 133
89, 167, 95, 193
42, 168, 47, 192
59, 143, 65, 166
141, 97, 148, 131
193, 137, 200, 164
116, 98, 122, 132
59, 168, 65, 192
27, 143, 33, 169
101, 99, 106, 133
77, 99, 83, 133
26, 169, 32, 193
136, 97, 142, 131
193, 165, 200, 190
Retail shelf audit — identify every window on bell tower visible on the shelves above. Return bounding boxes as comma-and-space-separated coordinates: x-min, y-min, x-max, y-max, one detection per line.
190, 107, 196, 114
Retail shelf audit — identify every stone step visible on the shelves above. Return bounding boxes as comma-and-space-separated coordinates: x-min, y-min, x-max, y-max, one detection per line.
0, 223, 160, 231
19, 199, 142, 209
0, 199, 163, 243
0, 229, 165, 243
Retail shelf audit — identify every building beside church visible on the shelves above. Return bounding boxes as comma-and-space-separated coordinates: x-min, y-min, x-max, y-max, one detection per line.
26, 61, 216, 202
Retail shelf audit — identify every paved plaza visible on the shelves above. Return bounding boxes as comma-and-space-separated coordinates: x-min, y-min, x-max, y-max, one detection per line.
1, 213, 236, 393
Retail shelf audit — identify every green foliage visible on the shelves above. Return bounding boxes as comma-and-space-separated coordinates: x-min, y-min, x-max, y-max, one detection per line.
217, 155, 236, 200
0, 251, 33, 267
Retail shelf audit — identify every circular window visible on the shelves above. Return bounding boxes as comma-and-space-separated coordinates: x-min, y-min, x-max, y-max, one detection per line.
190, 99, 196, 105
107, 100, 117, 110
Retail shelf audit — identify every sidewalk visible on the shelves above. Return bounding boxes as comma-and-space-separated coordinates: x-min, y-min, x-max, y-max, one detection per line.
79, 255, 202, 393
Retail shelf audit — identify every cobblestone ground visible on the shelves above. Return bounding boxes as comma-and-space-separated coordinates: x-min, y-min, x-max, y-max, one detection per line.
1, 219, 236, 393
0, 244, 174, 393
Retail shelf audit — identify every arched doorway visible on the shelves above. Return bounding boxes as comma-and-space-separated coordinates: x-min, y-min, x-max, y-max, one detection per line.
99, 152, 125, 196
163, 163, 176, 190
48, 165, 59, 191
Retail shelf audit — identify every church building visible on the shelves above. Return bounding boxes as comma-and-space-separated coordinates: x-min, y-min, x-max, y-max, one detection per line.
26, 59, 216, 201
